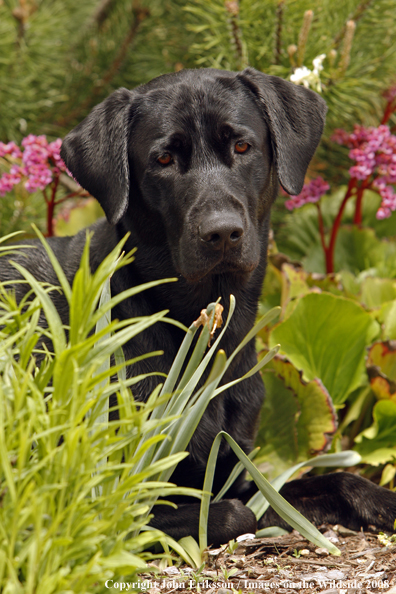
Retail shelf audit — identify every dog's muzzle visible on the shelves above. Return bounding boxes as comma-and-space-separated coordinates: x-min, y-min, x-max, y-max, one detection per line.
198, 212, 244, 253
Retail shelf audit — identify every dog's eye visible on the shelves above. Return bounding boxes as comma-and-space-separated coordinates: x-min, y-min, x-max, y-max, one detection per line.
235, 141, 250, 154
157, 153, 173, 165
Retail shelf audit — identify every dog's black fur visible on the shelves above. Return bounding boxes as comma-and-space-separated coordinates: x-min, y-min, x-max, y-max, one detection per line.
1, 68, 395, 546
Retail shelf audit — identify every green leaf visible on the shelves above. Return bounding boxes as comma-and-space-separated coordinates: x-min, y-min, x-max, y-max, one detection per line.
177, 536, 202, 569
256, 527, 288, 537
334, 226, 384, 274
256, 354, 337, 474
355, 400, 396, 464
270, 293, 379, 404
380, 301, 396, 340
360, 278, 396, 309
366, 341, 396, 402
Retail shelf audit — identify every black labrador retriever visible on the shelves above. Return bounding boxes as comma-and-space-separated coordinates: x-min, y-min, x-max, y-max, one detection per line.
1, 68, 395, 546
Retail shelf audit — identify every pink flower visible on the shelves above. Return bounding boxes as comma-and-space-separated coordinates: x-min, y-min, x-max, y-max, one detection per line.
332, 124, 396, 219
284, 176, 330, 210
0, 141, 22, 159
0, 135, 70, 196
0, 171, 22, 195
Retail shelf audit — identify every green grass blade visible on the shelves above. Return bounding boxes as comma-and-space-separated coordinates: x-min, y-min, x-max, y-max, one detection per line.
213, 447, 260, 502
177, 536, 202, 569
208, 432, 341, 554
212, 344, 280, 398
164, 298, 236, 420
32, 225, 72, 304
153, 350, 227, 478
10, 262, 67, 355
199, 433, 222, 552
248, 451, 362, 520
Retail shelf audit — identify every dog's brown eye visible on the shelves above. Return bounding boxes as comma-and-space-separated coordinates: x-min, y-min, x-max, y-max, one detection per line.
235, 141, 249, 154
157, 153, 172, 165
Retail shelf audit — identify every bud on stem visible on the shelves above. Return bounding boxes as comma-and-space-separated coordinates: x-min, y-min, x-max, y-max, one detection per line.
296, 10, 313, 67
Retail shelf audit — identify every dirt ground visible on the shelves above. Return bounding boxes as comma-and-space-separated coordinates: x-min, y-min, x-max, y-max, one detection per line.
140, 526, 396, 594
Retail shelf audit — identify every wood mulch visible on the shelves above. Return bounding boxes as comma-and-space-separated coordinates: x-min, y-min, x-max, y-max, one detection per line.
139, 525, 396, 593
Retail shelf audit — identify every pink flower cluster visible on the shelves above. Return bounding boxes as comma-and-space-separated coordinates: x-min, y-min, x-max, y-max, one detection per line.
285, 176, 330, 211
332, 124, 396, 219
0, 135, 68, 196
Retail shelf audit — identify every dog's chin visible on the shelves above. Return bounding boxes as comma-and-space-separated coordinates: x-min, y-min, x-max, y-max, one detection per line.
180, 259, 259, 284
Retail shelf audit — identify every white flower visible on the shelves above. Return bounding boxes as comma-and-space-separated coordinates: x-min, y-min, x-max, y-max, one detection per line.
313, 53, 326, 73
290, 66, 312, 87
290, 54, 326, 93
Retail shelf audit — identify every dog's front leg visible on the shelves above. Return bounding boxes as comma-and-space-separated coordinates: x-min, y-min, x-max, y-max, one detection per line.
258, 472, 396, 533
149, 500, 257, 547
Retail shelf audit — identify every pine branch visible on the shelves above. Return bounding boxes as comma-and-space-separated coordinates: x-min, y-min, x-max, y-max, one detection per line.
332, 0, 374, 49
90, 0, 118, 28
296, 10, 313, 67
273, 1, 285, 66
56, 2, 149, 128
225, 0, 247, 70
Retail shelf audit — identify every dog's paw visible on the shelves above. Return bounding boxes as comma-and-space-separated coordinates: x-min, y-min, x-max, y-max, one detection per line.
207, 499, 257, 546
149, 499, 257, 546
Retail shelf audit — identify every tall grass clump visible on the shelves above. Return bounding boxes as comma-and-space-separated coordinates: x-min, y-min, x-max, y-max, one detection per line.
0, 231, 203, 593
0, 229, 353, 591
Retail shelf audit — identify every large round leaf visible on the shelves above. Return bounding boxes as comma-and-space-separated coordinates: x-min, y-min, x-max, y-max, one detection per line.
256, 355, 337, 474
269, 293, 379, 404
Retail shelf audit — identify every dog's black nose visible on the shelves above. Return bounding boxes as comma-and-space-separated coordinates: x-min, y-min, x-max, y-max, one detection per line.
199, 214, 244, 251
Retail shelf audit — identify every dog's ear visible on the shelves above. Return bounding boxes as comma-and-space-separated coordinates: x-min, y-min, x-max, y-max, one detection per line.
238, 68, 327, 196
61, 88, 134, 224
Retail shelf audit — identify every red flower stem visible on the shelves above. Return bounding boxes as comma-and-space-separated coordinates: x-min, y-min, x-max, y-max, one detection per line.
46, 176, 60, 236
381, 100, 396, 125
42, 187, 49, 204
353, 179, 370, 226
326, 178, 357, 274
54, 190, 90, 204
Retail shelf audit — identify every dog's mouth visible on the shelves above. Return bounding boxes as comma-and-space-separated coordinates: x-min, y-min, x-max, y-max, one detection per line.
180, 256, 259, 284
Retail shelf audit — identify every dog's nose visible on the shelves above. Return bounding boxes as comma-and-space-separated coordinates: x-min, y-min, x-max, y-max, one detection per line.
199, 214, 244, 251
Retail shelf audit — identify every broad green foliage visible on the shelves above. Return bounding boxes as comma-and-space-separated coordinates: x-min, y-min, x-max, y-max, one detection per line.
269, 293, 379, 405
355, 401, 396, 465
381, 302, 396, 340
256, 354, 337, 474
277, 191, 396, 276
258, 178, 396, 475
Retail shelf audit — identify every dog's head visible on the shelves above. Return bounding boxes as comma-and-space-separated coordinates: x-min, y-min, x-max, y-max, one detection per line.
61, 68, 326, 282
